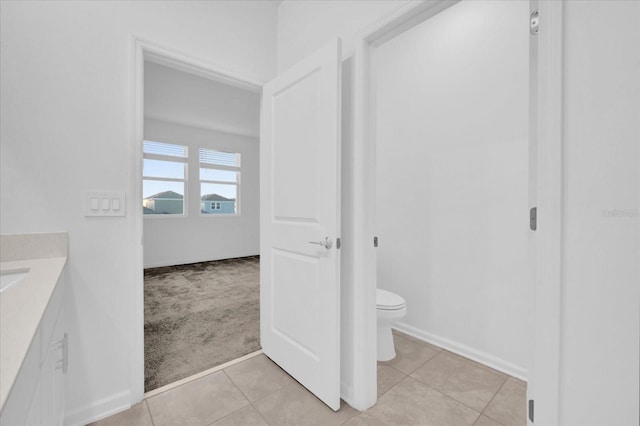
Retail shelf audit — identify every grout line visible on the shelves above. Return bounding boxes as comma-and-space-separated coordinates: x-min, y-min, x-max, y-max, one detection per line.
339, 405, 361, 425
404, 376, 484, 417
479, 375, 510, 426
144, 349, 263, 399
221, 367, 272, 425
377, 372, 408, 400
405, 373, 493, 417
144, 399, 156, 426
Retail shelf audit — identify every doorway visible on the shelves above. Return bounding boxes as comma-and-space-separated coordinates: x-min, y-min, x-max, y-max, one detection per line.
132, 43, 264, 395
374, 0, 532, 375
348, 0, 561, 417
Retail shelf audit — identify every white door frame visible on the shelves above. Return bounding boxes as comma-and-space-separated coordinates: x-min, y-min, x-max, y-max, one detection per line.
130, 37, 264, 403
351, 1, 564, 421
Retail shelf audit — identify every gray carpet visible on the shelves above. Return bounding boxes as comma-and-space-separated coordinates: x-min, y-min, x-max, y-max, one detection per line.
144, 256, 260, 392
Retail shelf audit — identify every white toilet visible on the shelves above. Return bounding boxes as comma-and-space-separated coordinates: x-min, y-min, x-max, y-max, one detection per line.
376, 288, 407, 361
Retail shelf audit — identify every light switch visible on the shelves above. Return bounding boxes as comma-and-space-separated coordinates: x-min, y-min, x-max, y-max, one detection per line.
84, 191, 126, 217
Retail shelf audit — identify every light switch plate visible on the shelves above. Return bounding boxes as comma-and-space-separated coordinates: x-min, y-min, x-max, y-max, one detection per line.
84, 191, 126, 217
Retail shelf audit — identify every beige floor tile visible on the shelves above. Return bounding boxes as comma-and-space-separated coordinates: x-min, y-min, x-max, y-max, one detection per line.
473, 414, 504, 426
392, 329, 443, 352
252, 381, 358, 426
509, 376, 527, 388
147, 371, 249, 426
410, 351, 507, 412
483, 377, 527, 426
382, 334, 439, 374
90, 402, 153, 426
344, 377, 480, 426
377, 363, 406, 397
211, 405, 268, 426
224, 354, 295, 401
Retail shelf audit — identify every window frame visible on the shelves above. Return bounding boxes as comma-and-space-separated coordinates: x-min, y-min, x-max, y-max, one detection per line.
199, 148, 241, 217
142, 141, 188, 218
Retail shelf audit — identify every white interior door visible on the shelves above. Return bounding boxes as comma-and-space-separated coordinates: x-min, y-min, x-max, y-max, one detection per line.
260, 39, 342, 411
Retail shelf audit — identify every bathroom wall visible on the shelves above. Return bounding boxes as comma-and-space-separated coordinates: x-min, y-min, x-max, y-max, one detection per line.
0, 1, 276, 424
143, 63, 260, 268
374, 0, 532, 378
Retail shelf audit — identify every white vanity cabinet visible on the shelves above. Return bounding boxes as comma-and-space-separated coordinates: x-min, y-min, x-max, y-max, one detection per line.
1, 272, 67, 426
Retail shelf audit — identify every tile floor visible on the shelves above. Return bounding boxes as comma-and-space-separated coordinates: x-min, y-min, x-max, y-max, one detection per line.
91, 331, 527, 426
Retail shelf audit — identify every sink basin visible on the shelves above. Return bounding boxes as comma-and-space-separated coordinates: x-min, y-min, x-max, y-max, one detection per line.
0, 269, 29, 293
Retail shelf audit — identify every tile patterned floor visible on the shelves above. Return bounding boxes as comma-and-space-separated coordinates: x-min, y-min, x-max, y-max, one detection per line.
91, 331, 527, 426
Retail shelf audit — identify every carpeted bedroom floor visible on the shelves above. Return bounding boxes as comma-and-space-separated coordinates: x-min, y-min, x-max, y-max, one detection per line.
144, 256, 260, 392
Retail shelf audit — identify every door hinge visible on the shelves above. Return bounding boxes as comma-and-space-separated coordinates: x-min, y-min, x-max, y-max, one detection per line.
373, 236, 378, 247
530, 207, 537, 231
528, 399, 534, 422
336, 237, 341, 249
530, 10, 539, 35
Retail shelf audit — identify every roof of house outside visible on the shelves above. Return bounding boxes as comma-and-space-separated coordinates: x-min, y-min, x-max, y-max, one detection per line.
201, 193, 235, 202
145, 190, 183, 200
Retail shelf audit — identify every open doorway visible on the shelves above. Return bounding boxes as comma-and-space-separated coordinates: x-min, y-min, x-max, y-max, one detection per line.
346, 0, 549, 418
140, 58, 261, 392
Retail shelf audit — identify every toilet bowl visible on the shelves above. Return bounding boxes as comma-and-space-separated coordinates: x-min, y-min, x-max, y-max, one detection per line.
376, 289, 407, 361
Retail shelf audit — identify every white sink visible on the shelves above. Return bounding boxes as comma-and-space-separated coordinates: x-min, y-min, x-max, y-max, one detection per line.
0, 269, 29, 293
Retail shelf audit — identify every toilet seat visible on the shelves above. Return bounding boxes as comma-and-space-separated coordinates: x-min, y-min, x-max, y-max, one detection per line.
376, 289, 406, 311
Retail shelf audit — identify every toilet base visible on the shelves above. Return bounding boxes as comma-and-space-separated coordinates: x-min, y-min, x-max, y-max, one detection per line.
377, 324, 396, 361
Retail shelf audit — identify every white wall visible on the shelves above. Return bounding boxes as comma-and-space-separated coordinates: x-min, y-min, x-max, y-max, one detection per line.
374, 0, 531, 378
0, 1, 276, 424
145, 61, 260, 137
559, 1, 640, 424
144, 119, 260, 268
277, 0, 408, 72
143, 63, 260, 268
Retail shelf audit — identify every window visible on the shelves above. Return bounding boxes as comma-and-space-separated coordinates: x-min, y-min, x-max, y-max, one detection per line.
199, 148, 240, 215
143, 141, 188, 215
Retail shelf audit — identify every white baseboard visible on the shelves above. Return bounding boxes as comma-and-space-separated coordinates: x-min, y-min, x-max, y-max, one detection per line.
65, 390, 132, 426
394, 322, 528, 382
144, 252, 260, 269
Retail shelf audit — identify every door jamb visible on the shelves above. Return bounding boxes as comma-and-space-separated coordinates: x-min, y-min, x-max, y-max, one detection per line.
351, 1, 564, 420
130, 37, 263, 403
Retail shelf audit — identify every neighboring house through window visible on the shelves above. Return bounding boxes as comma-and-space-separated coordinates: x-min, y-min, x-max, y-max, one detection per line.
142, 141, 188, 215
200, 148, 241, 215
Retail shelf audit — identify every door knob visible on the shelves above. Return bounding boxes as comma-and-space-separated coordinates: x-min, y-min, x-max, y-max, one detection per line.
308, 237, 333, 249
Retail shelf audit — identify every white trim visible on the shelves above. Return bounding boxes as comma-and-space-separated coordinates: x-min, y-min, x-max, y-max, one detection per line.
64, 390, 131, 426
144, 252, 259, 270
144, 350, 263, 399
130, 36, 263, 408
351, 0, 460, 411
531, 2, 564, 425
141, 38, 265, 92
394, 323, 528, 382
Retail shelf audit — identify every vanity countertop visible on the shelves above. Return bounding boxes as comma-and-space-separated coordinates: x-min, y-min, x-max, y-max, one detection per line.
0, 233, 68, 410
